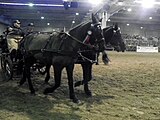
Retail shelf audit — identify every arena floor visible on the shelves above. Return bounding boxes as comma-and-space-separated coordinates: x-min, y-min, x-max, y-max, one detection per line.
0, 51, 160, 120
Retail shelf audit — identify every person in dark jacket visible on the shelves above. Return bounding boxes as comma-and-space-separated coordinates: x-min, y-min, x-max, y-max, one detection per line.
7, 20, 24, 52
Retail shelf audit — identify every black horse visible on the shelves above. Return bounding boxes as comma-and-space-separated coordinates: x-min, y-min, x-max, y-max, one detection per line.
19, 14, 105, 103
74, 24, 126, 96
101, 25, 126, 64
43, 24, 126, 97
103, 25, 125, 52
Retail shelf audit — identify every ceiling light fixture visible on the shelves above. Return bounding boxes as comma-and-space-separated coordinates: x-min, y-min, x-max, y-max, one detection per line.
142, 0, 155, 8
76, 13, 79, 15
134, 0, 155, 8
72, 20, 75, 24
127, 8, 132, 12
118, 2, 123, 6
41, 16, 44, 19
88, 0, 103, 5
0, 2, 64, 7
28, 3, 34, 7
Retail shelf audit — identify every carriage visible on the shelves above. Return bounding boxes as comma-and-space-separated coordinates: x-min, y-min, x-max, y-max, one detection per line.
0, 33, 47, 81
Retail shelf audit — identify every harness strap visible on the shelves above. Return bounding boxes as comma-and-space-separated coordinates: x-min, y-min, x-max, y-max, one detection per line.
83, 35, 90, 44
64, 32, 94, 48
26, 49, 77, 57
42, 36, 52, 50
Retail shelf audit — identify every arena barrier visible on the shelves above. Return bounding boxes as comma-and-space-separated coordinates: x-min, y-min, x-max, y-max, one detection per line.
136, 46, 158, 53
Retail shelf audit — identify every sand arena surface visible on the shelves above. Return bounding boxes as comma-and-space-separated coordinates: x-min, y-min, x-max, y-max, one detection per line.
0, 51, 160, 120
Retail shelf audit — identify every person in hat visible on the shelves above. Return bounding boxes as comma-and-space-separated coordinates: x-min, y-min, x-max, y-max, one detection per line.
26, 23, 34, 35
6, 20, 24, 61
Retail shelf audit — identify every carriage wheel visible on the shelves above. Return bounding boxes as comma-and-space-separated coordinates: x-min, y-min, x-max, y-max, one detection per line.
1, 56, 5, 70
4, 58, 13, 80
38, 66, 47, 75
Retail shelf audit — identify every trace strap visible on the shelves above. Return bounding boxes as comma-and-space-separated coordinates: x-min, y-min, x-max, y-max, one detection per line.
78, 52, 97, 64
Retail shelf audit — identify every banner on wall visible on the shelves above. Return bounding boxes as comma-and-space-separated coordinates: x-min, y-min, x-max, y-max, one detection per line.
136, 46, 158, 53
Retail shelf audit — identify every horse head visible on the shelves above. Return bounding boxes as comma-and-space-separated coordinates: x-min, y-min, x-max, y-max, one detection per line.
68, 14, 105, 51
103, 23, 126, 52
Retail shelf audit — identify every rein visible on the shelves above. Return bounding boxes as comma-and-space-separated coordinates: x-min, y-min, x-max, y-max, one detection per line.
78, 52, 98, 64
63, 32, 94, 48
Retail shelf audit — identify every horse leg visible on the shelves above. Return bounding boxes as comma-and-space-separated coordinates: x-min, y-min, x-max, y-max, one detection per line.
44, 65, 51, 83
20, 57, 35, 94
19, 65, 26, 85
102, 51, 110, 65
66, 64, 80, 103
10, 49, 16, 62
16, 50, 23, 75
25, 58, 35, 94
95, 52, 99, 65
82, 63, 93, 97
44, 64, 63, 94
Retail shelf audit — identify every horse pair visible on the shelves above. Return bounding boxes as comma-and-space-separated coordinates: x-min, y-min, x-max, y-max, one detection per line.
19, 14, 125, 103
41, 24, 125, 98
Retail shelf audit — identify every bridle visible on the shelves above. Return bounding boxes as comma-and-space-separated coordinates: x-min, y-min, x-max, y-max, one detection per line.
105, 26, 121, 48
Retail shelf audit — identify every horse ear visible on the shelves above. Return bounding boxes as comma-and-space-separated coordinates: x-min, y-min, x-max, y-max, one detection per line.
91, 13, 98, 24
114, 23, 118, 30
99, 18, 103, 23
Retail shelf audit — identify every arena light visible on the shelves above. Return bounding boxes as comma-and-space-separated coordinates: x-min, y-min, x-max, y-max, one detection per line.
47, 23, 50, 25
41, 16, 44, 19
134, 0, 155, 8
149, 16, 152, 20
0, 2, 64, 7
142, 0, 155, 8
76, 13, 79, 15
88, 0, 103, 5
127, 8, 132, 12
118, 2, 123, 6
28, 3, 34, 7
72, 20, 75, 24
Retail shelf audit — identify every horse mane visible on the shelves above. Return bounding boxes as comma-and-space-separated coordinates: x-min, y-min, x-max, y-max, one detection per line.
103, 26, 113, 32
69, 21, 91, 34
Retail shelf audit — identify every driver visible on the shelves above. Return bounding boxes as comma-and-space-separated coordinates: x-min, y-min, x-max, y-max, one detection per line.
6, 20, 24, 62
7, 20, 24, 52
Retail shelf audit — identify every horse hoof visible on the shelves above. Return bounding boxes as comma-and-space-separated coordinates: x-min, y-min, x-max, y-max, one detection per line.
44, 81, 51, 86
72, 98, 81, 104
30, 90, 35, 95
85, 91, 92, 97
43, 88, 53, 95
74, 81, 83, 87
19, 79, 26, 86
